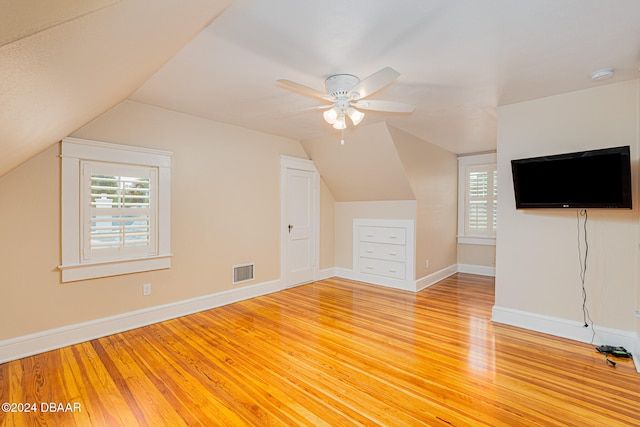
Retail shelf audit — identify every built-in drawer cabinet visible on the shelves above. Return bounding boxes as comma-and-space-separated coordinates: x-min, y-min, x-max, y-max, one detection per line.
354, 219, 414, 286
359, 241, 406, 262
359, 257, 406, 280
359, 226, 406, 245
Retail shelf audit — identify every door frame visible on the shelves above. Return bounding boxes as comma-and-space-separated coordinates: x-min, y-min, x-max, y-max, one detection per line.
280, 155, 320, 288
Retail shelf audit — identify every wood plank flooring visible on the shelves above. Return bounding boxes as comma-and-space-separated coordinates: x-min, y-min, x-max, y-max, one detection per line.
1, 274, 639, 426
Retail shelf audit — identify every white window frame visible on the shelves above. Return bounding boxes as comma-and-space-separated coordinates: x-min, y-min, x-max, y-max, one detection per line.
60, 137, 172, 282
457, 153, 497, 246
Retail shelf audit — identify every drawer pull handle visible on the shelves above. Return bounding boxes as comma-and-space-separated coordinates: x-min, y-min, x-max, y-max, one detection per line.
366, 250, 374, 254
389, 252, 397, 256
389, 269, 397, 273
366, 266, 374, 270
388, 235, 397, 239
367, 234, 374, 237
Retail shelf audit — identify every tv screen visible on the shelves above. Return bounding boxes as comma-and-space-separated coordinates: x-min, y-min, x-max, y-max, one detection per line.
511, 146, 632, 209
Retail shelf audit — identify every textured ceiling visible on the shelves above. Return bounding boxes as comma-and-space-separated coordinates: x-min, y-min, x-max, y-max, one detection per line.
0, 0, 120, 47
0, 0, 233, 177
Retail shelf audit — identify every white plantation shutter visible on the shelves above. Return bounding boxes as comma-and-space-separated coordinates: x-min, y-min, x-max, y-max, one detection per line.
458, 154, 497, 244
493, 169, 498, 231
465, 165, 496, 237
81, 161, 158, 262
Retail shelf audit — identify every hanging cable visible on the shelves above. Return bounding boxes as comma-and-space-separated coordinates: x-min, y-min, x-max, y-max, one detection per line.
577, 209, 594, 342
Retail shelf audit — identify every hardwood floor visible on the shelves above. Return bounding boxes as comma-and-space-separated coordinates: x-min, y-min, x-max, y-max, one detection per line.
1, 274, 639, 426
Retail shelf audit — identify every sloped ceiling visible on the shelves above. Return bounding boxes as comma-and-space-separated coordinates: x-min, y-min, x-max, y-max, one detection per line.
300, 122, 415, 202
2, 1, 640, 179
1, 0, 119, 46
0, 0, 233, 178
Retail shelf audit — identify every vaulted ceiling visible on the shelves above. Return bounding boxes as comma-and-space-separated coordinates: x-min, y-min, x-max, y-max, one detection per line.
2, 0, 640, 178
0, 0, 233, 177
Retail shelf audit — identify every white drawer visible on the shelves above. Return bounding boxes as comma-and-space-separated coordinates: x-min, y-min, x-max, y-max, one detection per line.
359, 242, 406, 262
359, 257, 406, 280
359, 226, 406, 245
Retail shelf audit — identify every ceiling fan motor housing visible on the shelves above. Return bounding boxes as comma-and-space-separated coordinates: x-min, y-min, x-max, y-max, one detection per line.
325, 74, 360, 99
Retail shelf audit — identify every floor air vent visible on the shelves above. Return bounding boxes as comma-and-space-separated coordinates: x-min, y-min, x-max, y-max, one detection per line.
233, 263, 255, 284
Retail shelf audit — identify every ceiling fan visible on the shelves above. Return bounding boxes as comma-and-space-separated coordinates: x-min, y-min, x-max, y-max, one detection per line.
277, 67, 415, 130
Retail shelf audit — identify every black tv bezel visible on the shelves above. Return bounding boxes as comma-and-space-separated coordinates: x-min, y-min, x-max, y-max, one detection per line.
511, 146, 632, 209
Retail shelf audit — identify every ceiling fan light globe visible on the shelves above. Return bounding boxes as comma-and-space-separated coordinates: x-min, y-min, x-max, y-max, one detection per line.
347, 107, 364, 126
332, 115, 346, 130
323, 108, 338, 124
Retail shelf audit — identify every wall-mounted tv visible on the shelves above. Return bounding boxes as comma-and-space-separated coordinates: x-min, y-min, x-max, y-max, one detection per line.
511, 146, 632, 209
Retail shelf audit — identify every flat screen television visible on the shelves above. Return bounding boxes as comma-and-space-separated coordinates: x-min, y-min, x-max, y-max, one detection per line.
511, 146, 632, 209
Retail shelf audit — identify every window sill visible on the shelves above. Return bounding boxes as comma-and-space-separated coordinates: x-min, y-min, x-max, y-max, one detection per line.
59, 255, 172, 283
457, 236, 496, 246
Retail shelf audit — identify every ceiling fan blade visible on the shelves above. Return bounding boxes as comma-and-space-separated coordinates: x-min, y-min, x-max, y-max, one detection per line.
353, 99, 415, 113
277, 79, 327, 99
292, 104, 334, 112
277, 104, 334, 117
349, 67, 400, 99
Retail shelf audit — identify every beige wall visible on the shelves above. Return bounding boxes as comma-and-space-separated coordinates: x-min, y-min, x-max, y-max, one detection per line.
458, 243, 495, 269
496, 80, 639, 332
389, 125, 458, 278
319, 179, 336, 271
0, 100, 309, 340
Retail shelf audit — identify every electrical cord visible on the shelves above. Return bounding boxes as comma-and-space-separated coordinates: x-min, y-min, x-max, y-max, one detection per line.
577, 209, 594, 343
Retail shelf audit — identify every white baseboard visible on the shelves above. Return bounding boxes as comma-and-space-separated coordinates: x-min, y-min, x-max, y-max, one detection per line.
492, 305, 637, 354
334, 267, 352, 280
457, 263, 495, 277
0, 279, 282, 364
334, 267, 416, 291
334, 264, 458, 293
316, 267, 336, 281
416, 264, 458, 292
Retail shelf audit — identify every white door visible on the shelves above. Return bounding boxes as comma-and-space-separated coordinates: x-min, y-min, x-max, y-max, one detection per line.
281, 156, 319, 287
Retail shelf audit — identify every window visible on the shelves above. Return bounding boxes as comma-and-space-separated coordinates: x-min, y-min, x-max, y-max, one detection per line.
60, 138, 172, 282
82, 162, 156, 262
458, 153, 497, 245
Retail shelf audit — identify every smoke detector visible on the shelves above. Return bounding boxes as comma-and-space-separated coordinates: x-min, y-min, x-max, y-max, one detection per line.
590, 68, 615, 82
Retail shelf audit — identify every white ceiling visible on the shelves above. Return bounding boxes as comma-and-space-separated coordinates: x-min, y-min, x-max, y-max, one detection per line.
130, 0, 640, 155
2, 0, 640, 179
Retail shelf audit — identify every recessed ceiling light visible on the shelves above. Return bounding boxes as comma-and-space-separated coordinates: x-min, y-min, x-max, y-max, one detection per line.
591, 68, 615, 82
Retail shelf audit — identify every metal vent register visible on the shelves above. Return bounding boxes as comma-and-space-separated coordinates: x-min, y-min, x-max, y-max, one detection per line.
233, 263, 254, 284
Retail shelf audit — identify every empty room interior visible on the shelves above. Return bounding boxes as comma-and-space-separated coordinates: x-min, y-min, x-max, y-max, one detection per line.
1, 1, 640, 425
